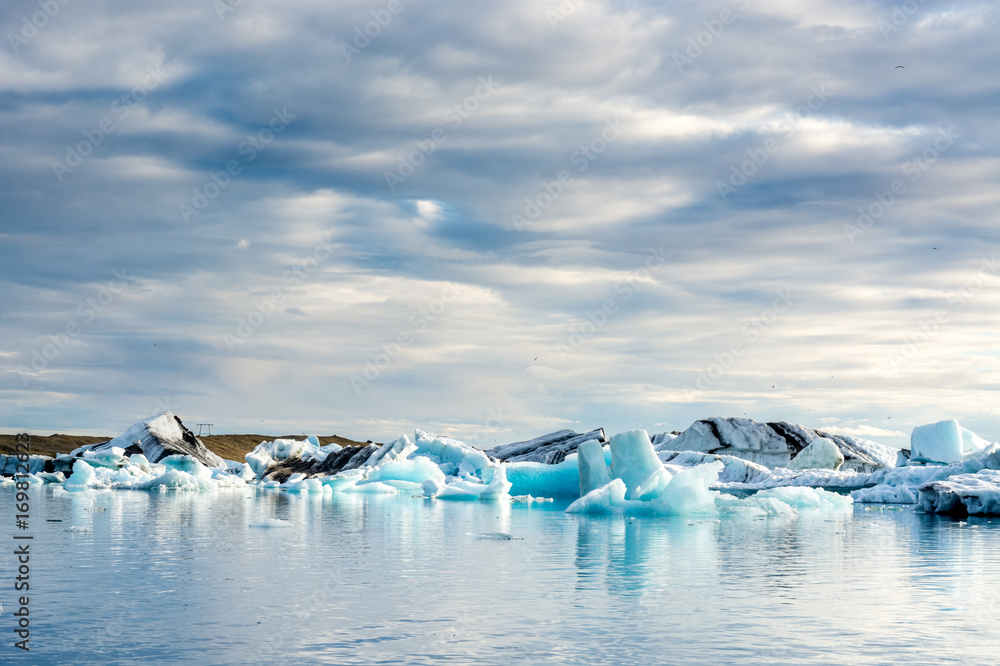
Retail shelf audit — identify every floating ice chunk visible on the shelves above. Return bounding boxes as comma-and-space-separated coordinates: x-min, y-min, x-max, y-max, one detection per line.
369, 457, 446, 487
234, 462, 256, 481
479, 466, 512, 499
917, 469, 1000, 515
250, 519, 292, 528
754, 486, 853, 511
64, 460, 98, 492
322, 470, 365, 492
433, 469, 512, 501
578, 440, 613, 496
852, 444, 1000, 504
717, 493, 797, 518
365, 435, 416, 468
487, 429, 607, 463
344, 481, 399, 494
306, 441, 343, 463
910, 420, 990, 464
911, 420, 963, 464
787, 438, 845, 471
472, 532, 522, 540
128, 453, 151, 471
73, 411, 224, 468
960, 427, 991, 457
650, 431, 678, 450
412, 429, 493, 479
851, 484, 920, 504
609, 430, 672, 500
81, 447, 127, 469
566, 479, 629, 514
506, 456, 581, 498
657, 461, 722, 515
422, 478, 443, 496
568, 461, 723, 516
510, 495, 554, 504
245, 437, 317, 479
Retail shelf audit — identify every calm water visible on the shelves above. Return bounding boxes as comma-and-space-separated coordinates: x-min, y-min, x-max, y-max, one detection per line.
3, 486, 1000, 665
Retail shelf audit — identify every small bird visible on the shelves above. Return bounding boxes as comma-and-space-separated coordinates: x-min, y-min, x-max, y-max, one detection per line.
533, 357, 538, 361
895, 65, 905, 69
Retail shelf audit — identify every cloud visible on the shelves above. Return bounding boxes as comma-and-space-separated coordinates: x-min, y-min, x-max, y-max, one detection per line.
1, 0, 998, 444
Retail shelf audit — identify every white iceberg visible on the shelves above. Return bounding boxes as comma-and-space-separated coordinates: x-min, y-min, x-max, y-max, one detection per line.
910, 419, 990, 464
916, 469, 1000, 515
787, 438, 844, 471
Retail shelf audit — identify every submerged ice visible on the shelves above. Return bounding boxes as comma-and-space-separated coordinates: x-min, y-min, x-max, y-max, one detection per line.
6, 412, 1000, 517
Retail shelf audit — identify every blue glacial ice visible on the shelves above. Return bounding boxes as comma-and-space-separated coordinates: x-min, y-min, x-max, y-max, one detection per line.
6, 411, 1000, 517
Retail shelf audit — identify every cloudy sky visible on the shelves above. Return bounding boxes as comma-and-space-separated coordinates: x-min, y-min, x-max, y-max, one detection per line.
2, 0, 998, 447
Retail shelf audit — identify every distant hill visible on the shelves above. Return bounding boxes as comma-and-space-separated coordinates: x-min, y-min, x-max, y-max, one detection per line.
0, 433, 371, 462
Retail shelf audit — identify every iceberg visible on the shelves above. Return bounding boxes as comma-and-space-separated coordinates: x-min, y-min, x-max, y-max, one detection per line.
910, 419, 989, 464
566, 429, 851, 517
63, 460, 99, 492
487, 428, 607, 463
853, 443, 1000, 507
578, 440, 613, 496
12, 411, 1000, 515
787, 438, 844, 471
609, 430, 672, 500
916, 469, 1000, 516
69, 411, 225, 468
669, 417, 896, 471
506, 456, 583, 498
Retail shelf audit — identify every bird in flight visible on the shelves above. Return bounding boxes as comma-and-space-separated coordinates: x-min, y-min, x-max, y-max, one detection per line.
895, 65, 905, 69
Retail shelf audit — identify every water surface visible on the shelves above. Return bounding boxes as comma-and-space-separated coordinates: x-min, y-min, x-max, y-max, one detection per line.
4, 487, 999, 664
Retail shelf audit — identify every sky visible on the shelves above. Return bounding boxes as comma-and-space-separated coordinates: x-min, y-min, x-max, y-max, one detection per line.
1, 0, 998, 448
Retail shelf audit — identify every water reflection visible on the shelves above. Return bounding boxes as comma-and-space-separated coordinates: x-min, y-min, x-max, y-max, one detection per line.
7, 488, 1000, 664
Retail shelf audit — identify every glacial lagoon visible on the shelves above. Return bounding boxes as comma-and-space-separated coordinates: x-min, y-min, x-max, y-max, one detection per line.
7, 487, 1000, 665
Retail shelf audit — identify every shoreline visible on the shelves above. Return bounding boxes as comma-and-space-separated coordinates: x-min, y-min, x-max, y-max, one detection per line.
0, 432, 371, 461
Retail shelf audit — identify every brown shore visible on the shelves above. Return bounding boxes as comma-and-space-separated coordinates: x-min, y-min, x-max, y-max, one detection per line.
0, 433, 371, 461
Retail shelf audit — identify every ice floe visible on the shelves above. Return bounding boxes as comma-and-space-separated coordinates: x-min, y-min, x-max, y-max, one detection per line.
6, 413, 1000, 516
70, 411, 225, 468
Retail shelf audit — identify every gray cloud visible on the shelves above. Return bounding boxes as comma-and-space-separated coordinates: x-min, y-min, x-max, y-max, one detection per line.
2, 0, 998, 446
